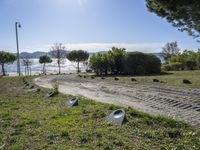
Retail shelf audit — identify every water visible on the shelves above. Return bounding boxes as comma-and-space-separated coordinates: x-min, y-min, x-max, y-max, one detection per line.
1, 59, 87, 76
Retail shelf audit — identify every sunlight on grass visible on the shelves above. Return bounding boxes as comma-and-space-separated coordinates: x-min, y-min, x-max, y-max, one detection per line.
0, 76, 200, 149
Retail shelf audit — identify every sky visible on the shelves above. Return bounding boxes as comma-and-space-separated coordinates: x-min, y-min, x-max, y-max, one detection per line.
0, 0, 199, 53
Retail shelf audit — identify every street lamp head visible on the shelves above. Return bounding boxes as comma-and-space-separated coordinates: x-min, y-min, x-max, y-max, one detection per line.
15, 22, 21, 28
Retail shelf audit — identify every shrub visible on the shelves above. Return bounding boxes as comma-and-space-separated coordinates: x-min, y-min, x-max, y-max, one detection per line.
162, 62, 184, 71
125, 52, 161, 75
162, 64, 171, 71
78, 75, 82, 77
153, 79, 159, 82
166, 50, 200, 71
131, 78, 137, 81
114, 77, 119, 80
53, 82, 59, 94
185, 60, 197, 70
89, 54, 109, 75
86, 69, 92, 73
89, 50, 161, 75
182, 79, 192, 84
107, 47, 126, 74
136, 65, 145, 75
146, 54, 161, 74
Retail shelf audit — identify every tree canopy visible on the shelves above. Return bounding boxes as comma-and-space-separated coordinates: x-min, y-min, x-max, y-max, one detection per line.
89, 48, 161, 75
39, 55, 52, 64
125, 52, 161, 75
66, 50, 89, 72
163, 50, 200, 71
39, 55, 52, 74
0, 51, 16, 76
50, 43, 66, 74
161, 41, 180, 60
146, 0, 200, 41
108, 47, 126, 74
89, 53, 110, 75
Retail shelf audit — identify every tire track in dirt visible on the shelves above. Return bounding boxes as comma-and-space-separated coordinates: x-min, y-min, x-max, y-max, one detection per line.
35, 75, 200, 126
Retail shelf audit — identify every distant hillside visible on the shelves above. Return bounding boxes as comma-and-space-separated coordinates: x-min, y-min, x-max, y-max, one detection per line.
18, 50, 69, 58
19, 51, 47, 58
17, 51, 164, 62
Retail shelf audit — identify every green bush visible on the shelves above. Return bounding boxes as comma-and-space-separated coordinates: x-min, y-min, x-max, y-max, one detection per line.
162, 64, 171, 71
89, 53, 110, 75
53, 82, 59, 94
185, 60, 197, 70
162, 62, 184, 71
146, 54, 161, 74
167, 50, 200, 71
124, 52, 161, 75
136, 65, 146, 75
89, 50, 161, 75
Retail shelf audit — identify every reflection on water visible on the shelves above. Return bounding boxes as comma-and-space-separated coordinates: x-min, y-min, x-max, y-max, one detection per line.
1, 59, 86, 75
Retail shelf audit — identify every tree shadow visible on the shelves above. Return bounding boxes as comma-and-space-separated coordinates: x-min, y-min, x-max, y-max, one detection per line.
92, 71, 174, 77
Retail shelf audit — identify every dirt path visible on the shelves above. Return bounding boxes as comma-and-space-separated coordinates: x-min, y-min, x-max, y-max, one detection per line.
34, 75, 200, 126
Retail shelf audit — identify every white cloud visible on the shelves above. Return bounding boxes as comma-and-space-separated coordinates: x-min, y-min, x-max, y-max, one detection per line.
61, 42, 165, 53
20, 42, 164, 53
4, 42, 198, 53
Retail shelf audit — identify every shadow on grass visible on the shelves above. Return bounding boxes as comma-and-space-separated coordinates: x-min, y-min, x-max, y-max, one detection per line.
90, 71, 174, 78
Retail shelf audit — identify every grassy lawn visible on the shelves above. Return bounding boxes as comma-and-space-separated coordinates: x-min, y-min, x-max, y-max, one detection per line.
0, 76, 200, 149
83, 70, 200, 89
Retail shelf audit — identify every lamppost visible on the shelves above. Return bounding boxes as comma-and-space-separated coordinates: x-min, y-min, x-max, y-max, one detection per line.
15, 22, 21, 76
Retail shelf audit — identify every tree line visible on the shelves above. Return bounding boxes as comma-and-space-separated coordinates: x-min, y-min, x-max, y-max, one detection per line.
146, 0, 200, 71
0, 45, 162, 76
162, 49, 200, 71
89, 47, 161, 75
160, 41, 200, 71
0, 43, 89, 76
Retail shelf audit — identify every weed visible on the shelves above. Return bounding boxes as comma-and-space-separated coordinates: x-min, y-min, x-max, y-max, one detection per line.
53, 82, 59, 94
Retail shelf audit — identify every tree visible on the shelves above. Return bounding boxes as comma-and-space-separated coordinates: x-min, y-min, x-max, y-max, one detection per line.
164, 50, 200, 71
39, 55, 52, 74
50, 43, 66, 74
196, 50, 200, 69
146, 0, 200, 42
0, 51, 16, 76
108, 47, 126, 74
66, 50, 89, 73
22, 58, 32, 76
161, 41, 180, 60
89, 53, 110, 75
146, 54, 161, 74
22, 58, 32, 68
185, 60, 197, 70
125, 52, 148, 75
89, 51, 161, 75
124, 52, 161, 75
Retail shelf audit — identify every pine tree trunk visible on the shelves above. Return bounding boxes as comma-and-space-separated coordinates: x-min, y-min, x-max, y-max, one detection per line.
43, 63, 45, 74
77, 61, 80, 73
58, 63, 61, 74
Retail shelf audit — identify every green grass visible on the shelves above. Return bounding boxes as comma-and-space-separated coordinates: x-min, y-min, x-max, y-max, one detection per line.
83, 70, 200, 89
0, 76, 200, 149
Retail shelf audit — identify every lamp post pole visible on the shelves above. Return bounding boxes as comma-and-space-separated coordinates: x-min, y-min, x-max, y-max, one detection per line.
15, 22, 21, 76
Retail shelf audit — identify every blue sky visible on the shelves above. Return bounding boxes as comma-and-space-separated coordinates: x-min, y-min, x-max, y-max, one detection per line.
0, 0, 199, 53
